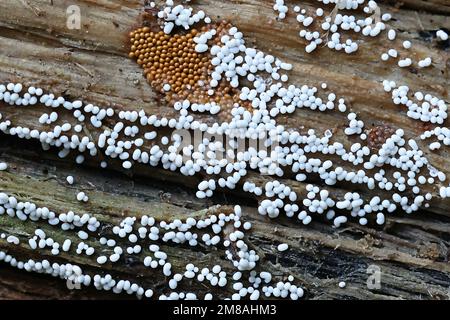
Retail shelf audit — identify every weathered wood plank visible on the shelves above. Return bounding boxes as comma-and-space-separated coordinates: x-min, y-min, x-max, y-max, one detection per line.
1, 140, 450, 299
0, 0, 449, 299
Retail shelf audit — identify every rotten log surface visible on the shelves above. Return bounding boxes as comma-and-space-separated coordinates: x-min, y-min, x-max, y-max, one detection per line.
0, 0, 449, 300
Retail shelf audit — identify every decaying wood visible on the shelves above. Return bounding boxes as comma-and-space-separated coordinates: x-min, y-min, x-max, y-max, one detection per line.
1, 142, 450, 300
0, 0, 449, 300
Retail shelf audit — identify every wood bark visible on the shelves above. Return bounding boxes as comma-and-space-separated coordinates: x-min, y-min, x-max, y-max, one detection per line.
0, 0, 449, 300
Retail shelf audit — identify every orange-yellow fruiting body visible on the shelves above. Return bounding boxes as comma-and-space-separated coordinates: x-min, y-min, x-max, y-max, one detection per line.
129, 22, 252, 121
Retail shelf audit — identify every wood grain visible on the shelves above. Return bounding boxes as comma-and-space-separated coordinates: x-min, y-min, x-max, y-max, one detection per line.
0, 0, 449, 300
